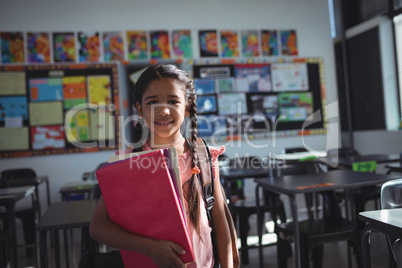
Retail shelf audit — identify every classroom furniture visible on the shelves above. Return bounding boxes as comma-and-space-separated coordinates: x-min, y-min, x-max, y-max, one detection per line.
59, 181, 99, 201
284, 147, 307, 154
359, 209, 402, 268
271, 162, 361, 268
320, 153, 400, 169
222, 155, 286, 265
0, 168, 51, 219
0, 186, 35, 268
384, 163, 402, 175
255, 169, 399, 268
36, 200, 97, 268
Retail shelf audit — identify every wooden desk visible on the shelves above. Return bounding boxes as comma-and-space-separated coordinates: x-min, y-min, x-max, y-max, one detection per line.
359, 208, 402, 268
0, 186, 35, 268
59, 181, 98, 201
254, 170, 398, 268
3, 175, 50, 219
36, 200, 97, 268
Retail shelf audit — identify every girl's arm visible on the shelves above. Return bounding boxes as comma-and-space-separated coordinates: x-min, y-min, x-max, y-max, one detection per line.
90, 196, 187, 268
210, 164, 234, 268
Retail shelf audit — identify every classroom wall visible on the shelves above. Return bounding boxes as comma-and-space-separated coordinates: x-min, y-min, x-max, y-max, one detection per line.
0, 0, 398, 209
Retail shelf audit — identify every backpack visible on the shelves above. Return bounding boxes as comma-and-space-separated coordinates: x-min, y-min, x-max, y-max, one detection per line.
187, 138, 240, 268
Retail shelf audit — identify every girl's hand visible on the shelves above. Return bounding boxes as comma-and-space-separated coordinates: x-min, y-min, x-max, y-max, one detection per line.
149, 240, 188, 268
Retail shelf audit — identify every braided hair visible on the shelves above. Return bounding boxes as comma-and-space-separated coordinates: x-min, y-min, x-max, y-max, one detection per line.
132, 63, 202, 237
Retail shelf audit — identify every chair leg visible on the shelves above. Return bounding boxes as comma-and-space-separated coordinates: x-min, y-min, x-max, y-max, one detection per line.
277, 238, 289, 268
312, 245, 324, 268
16, 209, 36, 258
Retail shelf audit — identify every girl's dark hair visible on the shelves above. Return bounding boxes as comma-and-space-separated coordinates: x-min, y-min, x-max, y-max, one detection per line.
132, 63, 202, 237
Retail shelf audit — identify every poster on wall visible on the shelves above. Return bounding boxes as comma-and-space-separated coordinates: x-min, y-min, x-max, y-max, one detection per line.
220, 30, 239, 58
62, 76, 87, 109
0, 72, 26, 95
126, 31, 148, 60
0, 96, 28, 127
27, 32, 51, 63
241, 30, 259, 57
78, 32, 101, 62
172, 30, 192, 59
234, 64, 271, 92
271, 63, 308, 91
198, 30, 218, 57
53, 32, 76, 62
0, 32, 25, 63
31, 126, 65, 150
260, 30, 278, 56
29, 78, 63, 101
87, 75, 112, 106
280, 30, 298, 56
103, 31, 125, 61
278, 92, 313, 121
150, 30, 170, 59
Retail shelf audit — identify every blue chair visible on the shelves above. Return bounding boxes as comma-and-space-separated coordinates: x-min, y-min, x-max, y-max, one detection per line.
380, 178, 402, 267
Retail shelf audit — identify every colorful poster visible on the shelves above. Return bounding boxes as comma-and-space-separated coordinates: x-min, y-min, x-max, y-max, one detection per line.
150, 30, 170, 59
172, 30, 192, 59
103, 32, 125, 61
29, 101, 64, 126
197, 115, 226, 137
65, 109, 90, 141
196, 95, 218, 114
235, 64, 271, 92
246, 93, 278, 128
0, 32, 24, 63
27, 32, 50, 63
278, 92, 313, 121
29, 78, 63, 101
53, 32, 76, 62
0, 96, 28, 125
199, 30, 218, 57
194, 79, 215, 94
217, 93, 247, 115
78, 32, 101, 62
0, 127, 29, 151
241, 30, 259, 57
63, 76, 87, 109
126, 31, 148, 60
271, 63, 308, 91
87, 75, 111, 106
261, 30, 278, 56
215, 78, 235, 92
220, 30, 239, 58
89, 109, 115, 140
31, 126, 65, 150
280, 30, 298, 56
0, 72, 26, 95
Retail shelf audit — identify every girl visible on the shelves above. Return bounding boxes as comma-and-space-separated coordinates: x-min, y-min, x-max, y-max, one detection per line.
90, 63, 234, 268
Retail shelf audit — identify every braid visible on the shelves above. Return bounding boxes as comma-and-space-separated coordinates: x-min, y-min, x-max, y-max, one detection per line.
186, 89, 203, 239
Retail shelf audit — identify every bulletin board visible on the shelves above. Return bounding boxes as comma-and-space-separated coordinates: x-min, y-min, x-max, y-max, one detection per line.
192, 58, 327, 140
0, 63, 120, 158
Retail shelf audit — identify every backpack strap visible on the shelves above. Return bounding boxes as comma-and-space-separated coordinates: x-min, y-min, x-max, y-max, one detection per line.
185, 138, 215, 214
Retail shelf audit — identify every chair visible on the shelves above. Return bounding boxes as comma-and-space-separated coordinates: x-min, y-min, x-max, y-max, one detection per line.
272, 162, 361, 268
0, 168, 38, 258
380, 178, 402, 267
284, 147, 307, 154
226, 155, 286, 265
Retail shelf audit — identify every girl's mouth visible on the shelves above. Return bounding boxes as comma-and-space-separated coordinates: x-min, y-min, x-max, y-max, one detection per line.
155, 121, 173, 125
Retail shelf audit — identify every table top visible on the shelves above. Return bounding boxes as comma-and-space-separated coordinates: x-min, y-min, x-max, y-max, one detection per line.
36, 200, 97, 231
220, 166, 270, 181
0, 186, 35, 202
359, 208, 402, 234
319, 154, 400, 168
385, 163, 402, 170
255, 169, 399, 195
59, 180, 98, 194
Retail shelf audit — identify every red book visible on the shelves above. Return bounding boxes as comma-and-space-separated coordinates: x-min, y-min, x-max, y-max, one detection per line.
96, 149, 194, 267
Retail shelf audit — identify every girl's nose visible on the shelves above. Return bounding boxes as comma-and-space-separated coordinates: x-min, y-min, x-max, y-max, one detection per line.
157, 106, 170, 116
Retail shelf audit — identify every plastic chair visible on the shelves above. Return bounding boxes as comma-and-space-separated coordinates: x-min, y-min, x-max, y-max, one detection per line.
0, 168, 38, 258
380, 178, 402, 267
227, 155, 286, 265
273, 162, 361, 268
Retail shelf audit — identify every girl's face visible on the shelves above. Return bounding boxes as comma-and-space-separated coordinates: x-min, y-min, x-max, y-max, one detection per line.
136, 78, 189, 145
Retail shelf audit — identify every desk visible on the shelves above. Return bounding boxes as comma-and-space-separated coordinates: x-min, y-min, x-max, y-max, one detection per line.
359, 208, 402, 268
0, 186, 35, 268
319, 154, 400, 169
3, 176, 50, 219
59, 181, 98, 201
36, 200, 97, 268
385, 163, 402, 174
255, 170, 398, 268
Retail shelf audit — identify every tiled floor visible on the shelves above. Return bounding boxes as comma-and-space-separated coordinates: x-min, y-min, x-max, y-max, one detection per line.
15, 205, 391, 268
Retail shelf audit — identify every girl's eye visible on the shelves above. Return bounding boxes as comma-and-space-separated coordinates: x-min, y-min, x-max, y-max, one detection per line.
169, 100, 179, 104
146, 101, 157, 105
